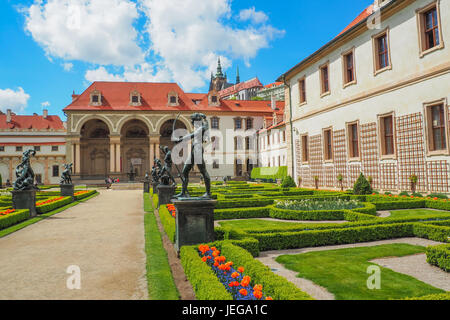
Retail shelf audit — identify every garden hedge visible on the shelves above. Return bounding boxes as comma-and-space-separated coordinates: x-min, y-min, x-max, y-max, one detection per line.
36, 196, 72, 214
216, 199, 274, 209
219, 242, 313, 300
180, 245, 233, 300
0, 209, 30, 230
402, 292, 450, 300
413, 223, 450, 243
158, 204, 176, 243
426, 244, 450, 272
74, 190, 97, 200
251, 166, 287, 180
214, 207, 270, 220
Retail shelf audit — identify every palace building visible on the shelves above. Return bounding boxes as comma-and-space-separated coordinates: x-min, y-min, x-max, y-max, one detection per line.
0, 109, 66, 185
280, 0, 450, 193
63, 81, 284, 182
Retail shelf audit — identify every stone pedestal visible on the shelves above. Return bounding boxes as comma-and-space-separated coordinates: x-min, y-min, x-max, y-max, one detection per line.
60, 184, 75, 200
12, 190, 37, 218
152, 182, 158, 195
143, 181, 150, 193
173, 199, 217, 253
157, 185, 176, 207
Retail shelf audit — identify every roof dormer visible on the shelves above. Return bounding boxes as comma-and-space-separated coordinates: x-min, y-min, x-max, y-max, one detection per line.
130, 90, 142, 106
90, 90, 102, 106
167, 91, 179, 107
208, 90, 220, 107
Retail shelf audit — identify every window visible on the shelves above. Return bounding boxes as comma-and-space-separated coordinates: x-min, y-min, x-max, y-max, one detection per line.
211, 117, 220, 130
34, 146, 41, 152
52, 165, 59, 177
16, 146, 23, 152
379, 114, 395, 156
92, 95, 99, 103
347, 122, 360, 159
170, 96, 177, 104
343, 51, 355, 85
323, 129, 333, 161
211, 136, 220, 152
301, 135, 309, 163
298, 78, 306, 104
246, 118, 253, 130
373, 31, 391, 73
90, 90, 102, 106
234, 137, 243, 151
320, 64, 330, 95
131, 95, 139, 103
245, 137, 253, 150
213, 160, 220, 169
234, 118, 242, 130
417, 2, 443, 56
52, 146, 59, 152
426, 104, 447, 152
0, 146, 4, 152
211, 95, 218, 103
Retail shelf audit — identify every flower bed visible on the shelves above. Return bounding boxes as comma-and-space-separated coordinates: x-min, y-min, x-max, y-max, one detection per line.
275, 199, 364, 211
0, 209, 30, 230
36, 196, 72, 214
74, 190, 97, 200
159, 204, 176, 243
198, 244, 272, 300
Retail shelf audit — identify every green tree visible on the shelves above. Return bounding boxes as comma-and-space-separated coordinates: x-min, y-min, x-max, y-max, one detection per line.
281, 176, 297, 188
353, 173, 373, 195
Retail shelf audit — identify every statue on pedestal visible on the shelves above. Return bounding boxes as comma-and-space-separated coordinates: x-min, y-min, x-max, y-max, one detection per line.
60, 163, 73, 185
14, 150, 38, 191
159, 146, 176, 186
172, 113, 211, 199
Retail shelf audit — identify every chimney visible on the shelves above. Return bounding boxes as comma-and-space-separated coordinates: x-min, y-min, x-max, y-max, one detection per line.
271, 94, 276, 110
6, 109, 11, 123
43, 109, 48, 119
72, 90, 80, 101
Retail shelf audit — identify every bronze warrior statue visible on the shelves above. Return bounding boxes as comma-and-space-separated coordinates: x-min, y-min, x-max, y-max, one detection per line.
159, 146, 176, 186
60, 163, 73, 185
14, 149, 38, 191
173, 113, 211, 199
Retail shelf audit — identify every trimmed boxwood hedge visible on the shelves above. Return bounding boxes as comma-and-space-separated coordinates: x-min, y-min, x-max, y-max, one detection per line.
158, 204, 176, 243
74, 190, 97, 200
214, 207, 270, 220
219, 242, 313, 300
413, 223, 450, 242
371, 200, 426, 210
426, 244, 450, 272
216, 199, 274, 209
180, 245, 233, 300
402, 292, 450, 300
0, 209, 30, 230
251, 166, 288, 180
36, 196, 72, 214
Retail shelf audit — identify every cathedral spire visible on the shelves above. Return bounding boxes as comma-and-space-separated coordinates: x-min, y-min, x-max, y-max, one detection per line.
216, 57, 224, 78
236, 66, 240, 84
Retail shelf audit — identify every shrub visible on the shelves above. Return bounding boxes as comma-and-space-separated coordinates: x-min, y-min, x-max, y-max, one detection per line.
216, 199, 274, 209
214, 207, 270, 220
281, 176, 297, 188
399, 191, 410, 197
412, 193, 423, 198
36, 196, 72, 214
180, 246, 233, 300
251, 167, 288, 181
426, 244, 450, 272
353, 173, 373, 195
0, 209, 30, 230
74, 190, 97, 200
428, 193, 448, 200
275, 199, 364, 211
159, 205, 176, 243
413, 223, 450, 242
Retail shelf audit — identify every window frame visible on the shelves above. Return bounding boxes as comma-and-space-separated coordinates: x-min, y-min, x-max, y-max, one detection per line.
52, 165, 59, 177
372, 28, 392, 75
298, 76, 307, 106
245, 118, 253, 130
16, 146, 23, 152
424, 98, 449, 156
301, 134, 309, 164
416, 0, 444, 58
210, 117, 220, 130
319, 62, 330, 97
342, 47, 356, 88
234, 118, 243, 130
378, 112, 397, 159
346, 121, 361, 161
322, 127, 334, 162
51, 146, 59, 152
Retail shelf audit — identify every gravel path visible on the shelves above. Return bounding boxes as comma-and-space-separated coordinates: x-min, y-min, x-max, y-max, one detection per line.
0, 189, 148, 300
257, 238, 445, 300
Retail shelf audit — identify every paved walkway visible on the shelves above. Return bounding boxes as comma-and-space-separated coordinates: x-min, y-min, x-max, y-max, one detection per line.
0, 190, 148, 300
257, 238, 447, 300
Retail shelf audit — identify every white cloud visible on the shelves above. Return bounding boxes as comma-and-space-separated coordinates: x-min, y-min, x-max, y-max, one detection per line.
62, 62, 73, 72
0, 87, 30, 113
23, 0, 145, 66
41, 101, 51, 107
239, 7, 269, 24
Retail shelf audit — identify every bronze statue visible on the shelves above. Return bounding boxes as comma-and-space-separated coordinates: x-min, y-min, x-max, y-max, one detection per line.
173, 113, 211, 199
14, 150, 38, 191
159, 146, 176, 186
60, 163, 73, 185
152, 158, 162, 184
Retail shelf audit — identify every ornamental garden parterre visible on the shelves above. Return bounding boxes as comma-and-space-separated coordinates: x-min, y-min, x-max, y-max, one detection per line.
148, 179, 450, 300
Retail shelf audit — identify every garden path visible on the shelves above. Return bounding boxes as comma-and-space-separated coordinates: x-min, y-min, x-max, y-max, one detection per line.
257, 238, 445, 300
0, 189, 148, 300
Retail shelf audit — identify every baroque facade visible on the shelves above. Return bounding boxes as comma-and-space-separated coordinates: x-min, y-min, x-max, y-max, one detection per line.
64, 81, 284, 181
280, 0, 450, 193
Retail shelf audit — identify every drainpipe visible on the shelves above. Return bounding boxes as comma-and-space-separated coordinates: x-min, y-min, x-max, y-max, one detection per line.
281, 75, 296, 179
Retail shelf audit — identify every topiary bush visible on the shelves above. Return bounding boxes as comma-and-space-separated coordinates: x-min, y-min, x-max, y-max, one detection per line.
353, 173, 373, 195
281, 176, 296, 188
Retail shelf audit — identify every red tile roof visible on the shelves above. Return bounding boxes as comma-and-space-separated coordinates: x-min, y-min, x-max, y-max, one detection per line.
0, 114, 65, 131
337, 5, 373, 37
263, 82, 283, 89
218, 78, 263, 98
64, 81, 283, 115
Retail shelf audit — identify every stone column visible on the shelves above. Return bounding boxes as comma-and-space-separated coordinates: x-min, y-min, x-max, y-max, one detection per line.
155, 143, 160, 161
150, 143, 154, 168
74, 141, 81, 174
116, 143, 121, 173
110, 143, 116, 173
109, 135, 121, 174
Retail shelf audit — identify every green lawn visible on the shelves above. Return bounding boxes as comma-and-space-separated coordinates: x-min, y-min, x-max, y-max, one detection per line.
218, 219, 336, 231
388, 208, 450, 219
276, 244, 444, 300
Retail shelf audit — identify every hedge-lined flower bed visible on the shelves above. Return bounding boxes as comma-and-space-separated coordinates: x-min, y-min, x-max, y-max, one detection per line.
426, 244, 450, 272
74, 190, 96, 200
36, 196, 72, 214
159, 204, 176, 243
275, 199, 364, 211
0, 209, 30, 230
198, 244, 272, 300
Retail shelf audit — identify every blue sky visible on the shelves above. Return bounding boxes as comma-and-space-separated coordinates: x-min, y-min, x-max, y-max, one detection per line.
0, 0, 372, 120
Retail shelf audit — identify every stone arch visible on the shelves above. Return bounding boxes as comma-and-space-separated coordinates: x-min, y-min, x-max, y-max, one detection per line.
116, 115, 154, 135
120, 119, 150, 178
74, 115, 114, 135
80, 119, 111, 178
155, 114, 192, 135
